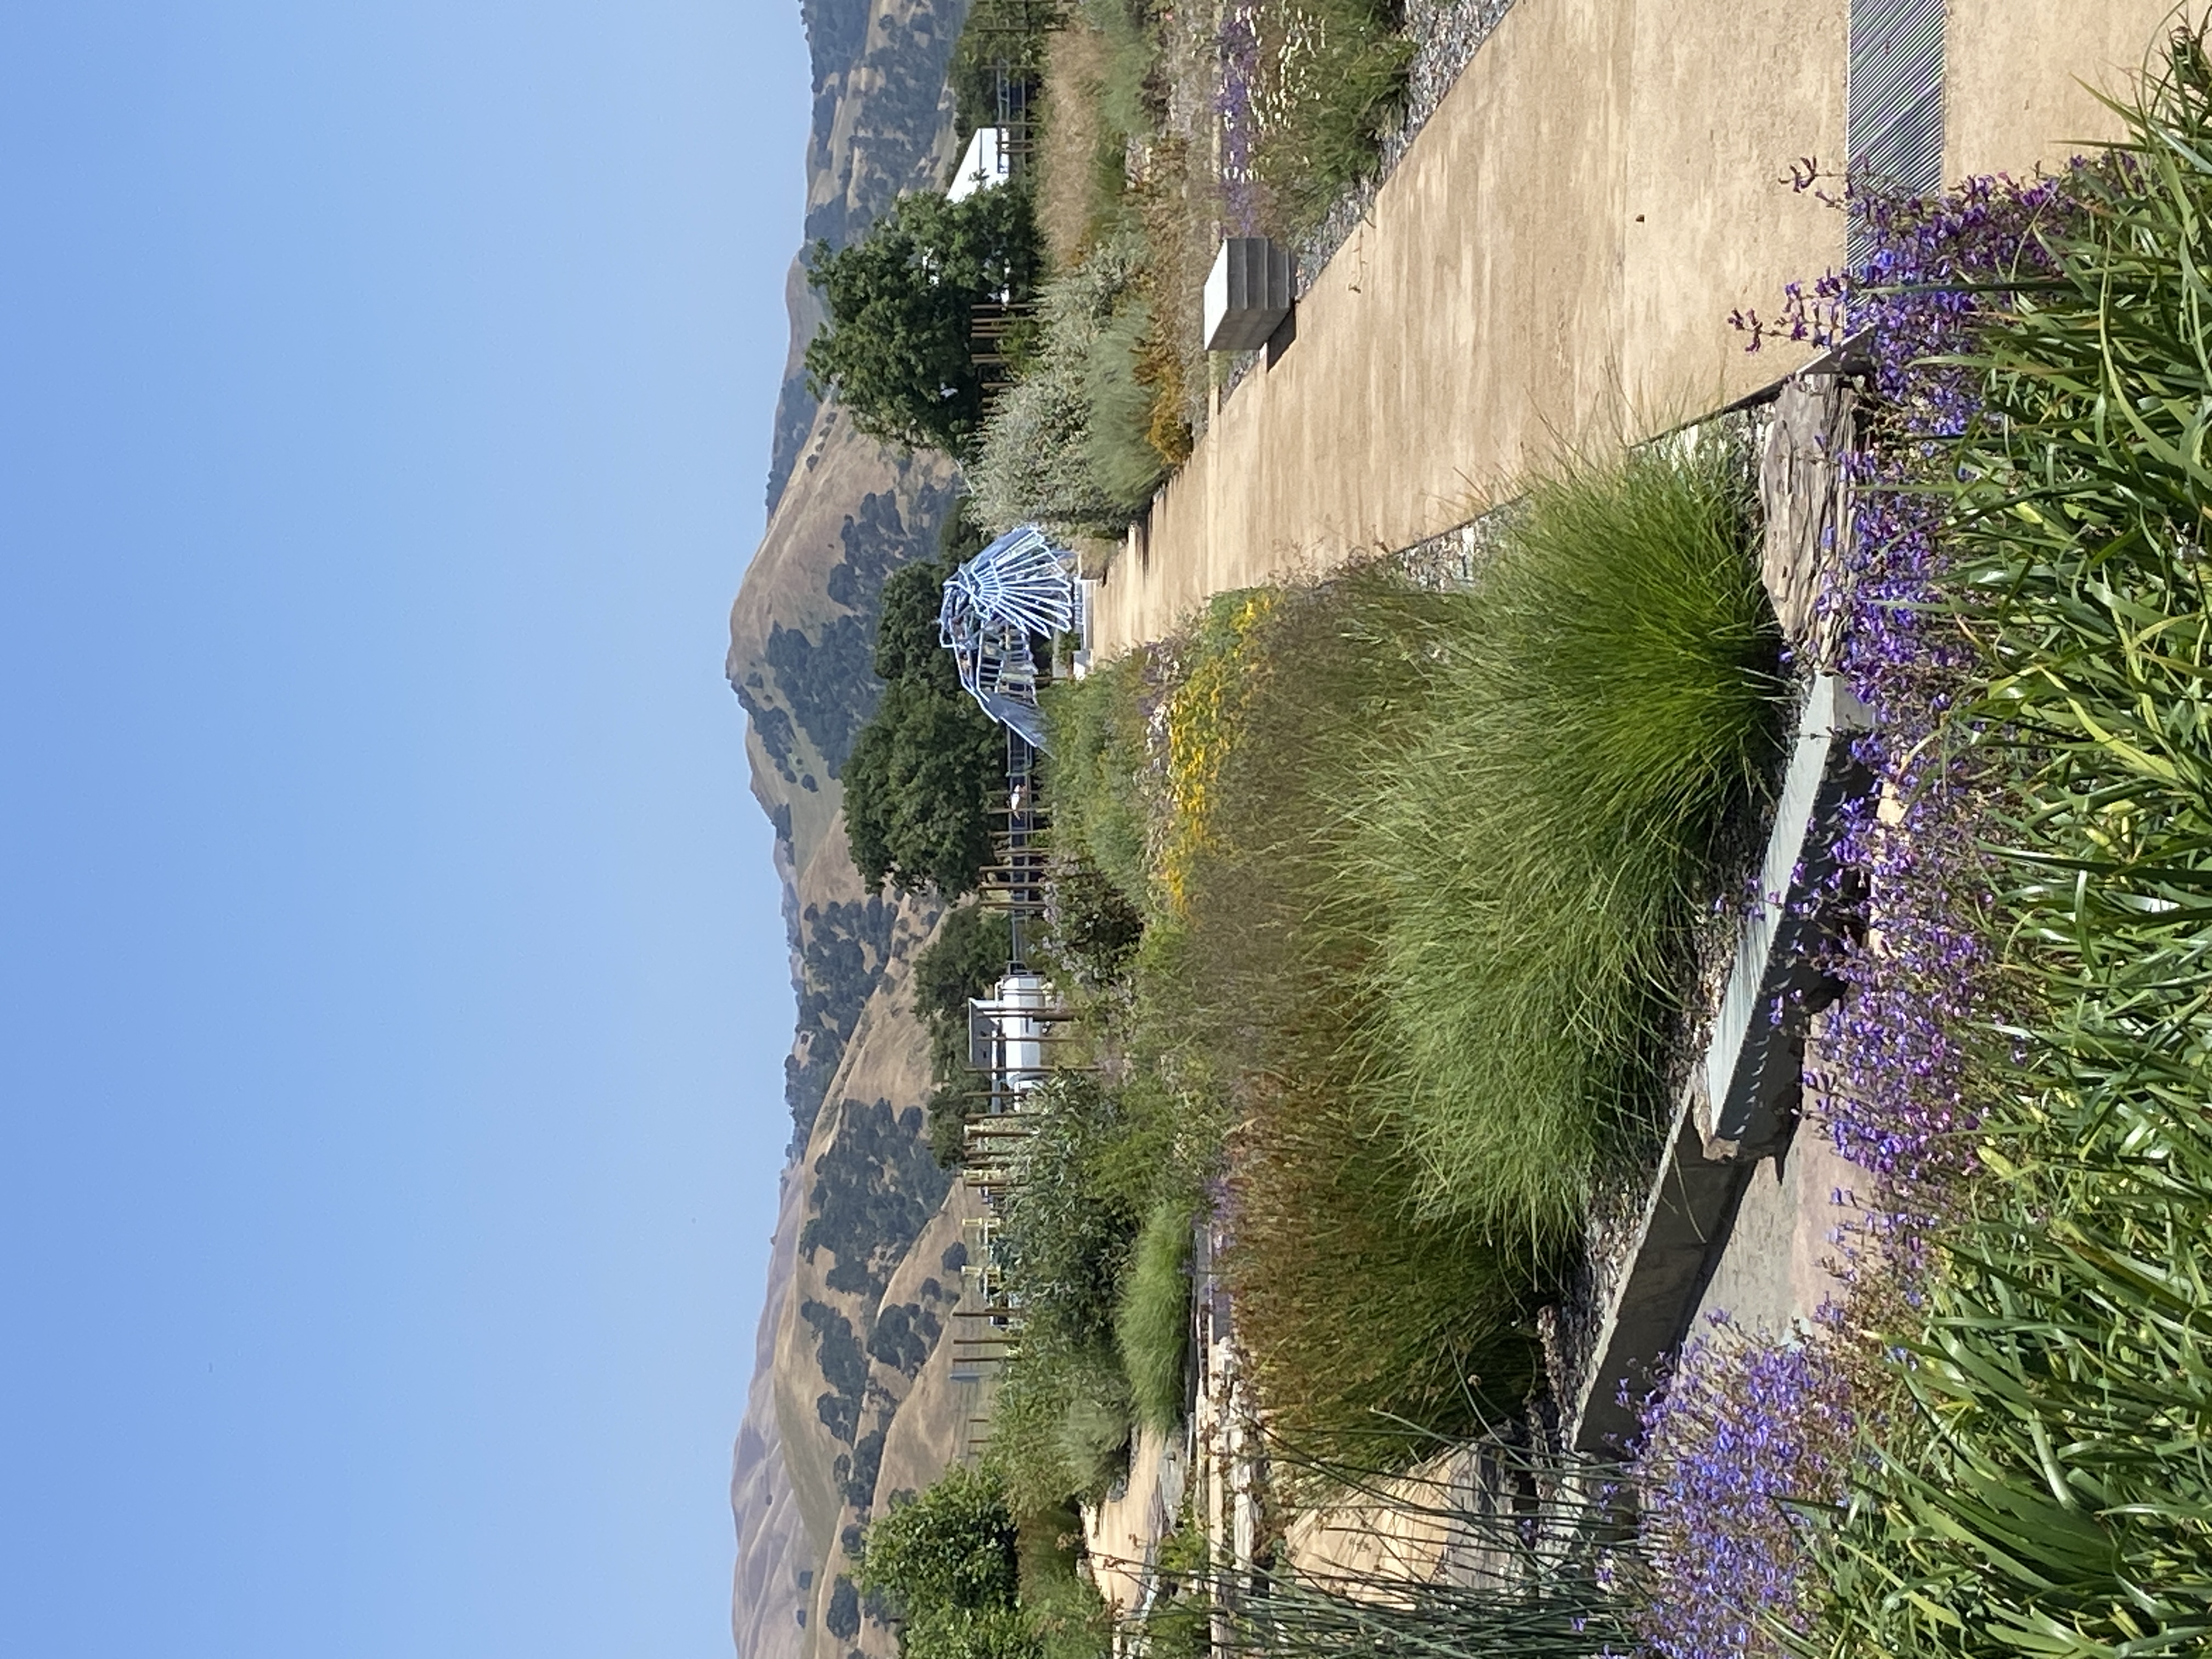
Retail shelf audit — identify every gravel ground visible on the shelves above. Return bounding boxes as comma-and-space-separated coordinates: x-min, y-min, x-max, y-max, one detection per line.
1297, 0, 1519, 289
1218, 0, 1516, 403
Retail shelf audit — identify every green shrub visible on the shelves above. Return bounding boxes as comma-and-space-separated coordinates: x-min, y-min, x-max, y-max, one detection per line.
1128, 1509, 1212, 1659
1251, 0, 1414, 233
976, 1070, 1205, 1510
969, 233, 1158, 536
859, 1466, 1022, 1616
1350, 441, 1785, 1242
860, 1470, 1106, 1659
1114, 1198, 1194, 1432
928, 1082, 975, 1169
1057, 1379, 1136, 1492
946, 0, 1058, 148
1037, 857, 1144, 988
1041, 653, 1155, 907
916, 903, 1011, 1073
1017, 1502, 1113, 1659
845, 557, 1008, 897
984, 1345, 1134, 1515
983, 1355, 1086, 1517
846, 678, 1009, 896
805, 186, 1044, 460
1809, 36, 2212, 1653
975, 1074, 1150, 1505
914, 901, 1012, 1167
996, 1074, 1145, 1351
921, 903, 1004, 1013
902, 1606, 1045, 1659
1081, 301, 1169, 513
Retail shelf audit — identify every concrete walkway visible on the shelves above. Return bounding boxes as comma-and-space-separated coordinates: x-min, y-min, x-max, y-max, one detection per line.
1090, 0, 2169, 657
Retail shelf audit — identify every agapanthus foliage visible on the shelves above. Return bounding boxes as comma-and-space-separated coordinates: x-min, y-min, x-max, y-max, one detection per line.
1636, 27, 2212, 1659
1627, 89, 2084, 1659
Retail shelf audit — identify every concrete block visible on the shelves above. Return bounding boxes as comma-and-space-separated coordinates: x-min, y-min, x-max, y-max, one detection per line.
1203, 238, 1293, 352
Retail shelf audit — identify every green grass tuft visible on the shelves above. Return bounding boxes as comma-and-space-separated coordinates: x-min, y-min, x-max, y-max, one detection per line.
1114, 1199, 1195, 1432
1348, 441, 1786, 1241
1082, 301, 1170, 515
1160, 568, 1559, 1458
1027, 448, 1782, 1462
1040, 653, 1155, 906
1252, 0, 1414, 233
1225, 1075, 1548, 1462
1016, 1504, 1113, 1659
984, 1345, 1133, 1518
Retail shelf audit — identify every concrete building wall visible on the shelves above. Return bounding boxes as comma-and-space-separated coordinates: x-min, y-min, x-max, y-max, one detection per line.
1091, 0, 2182, 657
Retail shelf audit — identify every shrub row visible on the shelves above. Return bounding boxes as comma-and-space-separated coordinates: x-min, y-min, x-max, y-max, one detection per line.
1041, 442, 1785, 1463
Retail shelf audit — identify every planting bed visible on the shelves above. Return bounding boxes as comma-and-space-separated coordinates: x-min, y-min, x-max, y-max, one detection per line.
850, 10, 2212, 1659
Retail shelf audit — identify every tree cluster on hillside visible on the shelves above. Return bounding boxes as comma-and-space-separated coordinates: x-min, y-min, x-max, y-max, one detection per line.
844, 510, 1008, 897
857, 1469, 1036, 1659
805, 187, 1043, 461
799, 1098, 952, 1304
784, 896, 898, 1152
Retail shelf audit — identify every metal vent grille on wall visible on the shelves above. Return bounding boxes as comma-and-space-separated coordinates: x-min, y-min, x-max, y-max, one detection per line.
1848, 0, 1944, 264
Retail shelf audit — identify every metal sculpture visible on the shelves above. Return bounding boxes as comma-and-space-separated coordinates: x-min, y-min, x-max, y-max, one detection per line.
938, 523, 1080, 750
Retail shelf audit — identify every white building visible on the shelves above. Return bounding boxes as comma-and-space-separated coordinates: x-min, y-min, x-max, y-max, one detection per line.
947, 126, 1012, 202
966, 969, 1053, 1102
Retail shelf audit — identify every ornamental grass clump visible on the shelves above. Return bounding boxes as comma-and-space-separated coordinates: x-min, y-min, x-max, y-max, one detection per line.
1350, 441, 1788, 1241
1034, 458, 1784, 1461
983, 1345, 1136, 1516
1113, 1198, 1195, 1432
1226, 1070, 1547, 1462
970, 232, 1156, 537
978, 1071, 1206, 1510
1242, 0, 1414, 234
1158, 589, 1278, 915
1040, 650, 1156, 908
1171, 570, 1556, 1459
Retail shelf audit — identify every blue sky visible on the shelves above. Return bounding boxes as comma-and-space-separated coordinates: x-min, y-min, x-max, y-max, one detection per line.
0, 3, 809, 1654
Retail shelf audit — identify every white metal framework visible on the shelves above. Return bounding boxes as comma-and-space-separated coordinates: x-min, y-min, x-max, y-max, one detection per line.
938, 523, 1082, 749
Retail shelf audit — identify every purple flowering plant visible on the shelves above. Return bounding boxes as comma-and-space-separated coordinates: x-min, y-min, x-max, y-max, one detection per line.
1630, 26, 2212, 1647
1626, 1312, 1869, 1659
1217, 3, 1262, 234
1625, 163, 2096, 1659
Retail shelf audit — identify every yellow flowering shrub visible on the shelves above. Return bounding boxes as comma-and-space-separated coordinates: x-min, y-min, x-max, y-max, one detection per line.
1157, 589, 1277, 913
